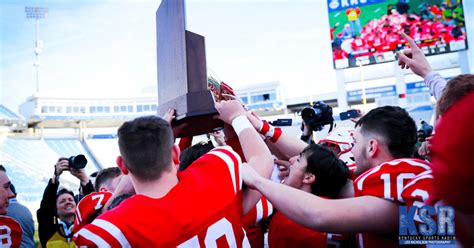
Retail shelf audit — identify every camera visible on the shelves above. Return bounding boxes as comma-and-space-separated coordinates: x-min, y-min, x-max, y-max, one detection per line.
269, 118, 292, 126
339, 109, 359, 121
68, 154, 87, 169
301, 101, 334, 132
417, 121, 433, 142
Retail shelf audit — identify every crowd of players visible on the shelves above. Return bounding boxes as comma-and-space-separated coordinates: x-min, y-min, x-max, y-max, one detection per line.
1, 31, 474, 247
332, 1, 466, 60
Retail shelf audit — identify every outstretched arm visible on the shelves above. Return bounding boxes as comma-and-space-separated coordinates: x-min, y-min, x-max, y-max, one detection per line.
243, 166, 399, 234
215, 100, 273, 214
397, 32, 446, 100
246, 111, 307, 159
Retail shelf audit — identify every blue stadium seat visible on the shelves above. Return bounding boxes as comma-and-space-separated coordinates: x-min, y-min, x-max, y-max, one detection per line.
0, 105, 21, 120
0, 138, 101, 211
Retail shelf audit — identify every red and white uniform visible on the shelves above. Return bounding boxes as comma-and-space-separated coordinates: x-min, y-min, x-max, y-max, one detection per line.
242, 197, 273, 248
401, 170, 435, 225
0, 216, 23, 248
227, 134, 274, 248
347, 163, 358, 181
353, 158, 432, 248
74, 146, 250, 247
268, 211, 326, 248
401, 170, 434, 209
74, 191, 113, 232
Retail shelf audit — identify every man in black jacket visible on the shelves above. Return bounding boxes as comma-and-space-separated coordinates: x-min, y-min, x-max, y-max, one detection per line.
37, 158, 94, 248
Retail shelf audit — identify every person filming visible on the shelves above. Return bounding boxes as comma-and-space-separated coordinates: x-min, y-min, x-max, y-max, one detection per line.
37, 156, 94, 248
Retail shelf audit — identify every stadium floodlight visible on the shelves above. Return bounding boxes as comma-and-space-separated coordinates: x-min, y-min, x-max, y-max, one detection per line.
25, 6, 48, 94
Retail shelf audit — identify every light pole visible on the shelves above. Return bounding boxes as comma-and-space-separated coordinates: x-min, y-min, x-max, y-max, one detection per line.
25, 6, 48, 94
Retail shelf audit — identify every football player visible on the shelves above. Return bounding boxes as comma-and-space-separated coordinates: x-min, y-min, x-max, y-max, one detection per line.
74, 102, 273, 247
74, 167, 126, 232
0, 165, 22, 248
244, 106, 432, 247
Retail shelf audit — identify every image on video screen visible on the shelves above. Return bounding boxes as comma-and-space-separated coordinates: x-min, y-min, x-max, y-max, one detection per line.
327, 0, 467, 69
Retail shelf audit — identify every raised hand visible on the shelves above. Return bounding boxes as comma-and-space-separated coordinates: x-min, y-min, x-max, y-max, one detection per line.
54, 158, 69, 178
70, 167, 90, 186
397, 32, 433, 78
162, 108, 187, 138
215, 100, 247, 124
162, 108, 176, 124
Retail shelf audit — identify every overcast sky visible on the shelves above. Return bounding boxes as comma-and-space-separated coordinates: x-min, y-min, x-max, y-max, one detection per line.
0, 0, 338, 112
3, 0, 473, 113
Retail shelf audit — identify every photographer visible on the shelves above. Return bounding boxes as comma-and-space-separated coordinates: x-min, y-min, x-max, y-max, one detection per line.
300, 120, 316, 145
37, 157, 93, 248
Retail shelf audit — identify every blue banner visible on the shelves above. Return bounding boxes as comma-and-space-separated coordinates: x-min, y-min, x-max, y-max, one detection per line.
327, 0, 387, 12
406, 81, 429, 94
347, 85, 396, 101
406, 77, 452, 94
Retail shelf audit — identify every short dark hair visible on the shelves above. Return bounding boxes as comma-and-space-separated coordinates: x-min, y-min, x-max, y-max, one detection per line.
10, 184, 17, 196
179, 141, 214, 172
94, 167, 121, 191
117, 115, 174, 181
55, 188, 76, 216
302, 144, 349, 198
0, 164, 6, 172
56, 188, 75, 202
356, 106, 417, 158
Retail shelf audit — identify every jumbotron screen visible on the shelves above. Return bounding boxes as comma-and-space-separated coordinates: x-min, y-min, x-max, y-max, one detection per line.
327, 0, 468, 69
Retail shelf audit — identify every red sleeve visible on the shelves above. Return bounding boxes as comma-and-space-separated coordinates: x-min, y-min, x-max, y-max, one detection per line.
74, 191, 113, 232
205, 146, 243, 193
178, 136, 193, 151
354, 159, 431, 203
400, 171, 436, 226
243, 197, 274, 248
74, 218, 127, 248
347, 163, 358, 181
0, 216, 23, 248
401, 171, 434, 207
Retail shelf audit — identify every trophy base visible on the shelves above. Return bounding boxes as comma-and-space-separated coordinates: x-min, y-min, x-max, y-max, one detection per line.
157, 90, 223, 137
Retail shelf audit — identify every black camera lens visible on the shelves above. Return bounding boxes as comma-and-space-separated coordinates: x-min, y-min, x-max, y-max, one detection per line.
301, 101, 334, 132
302, 107, 322, 121
68, 154, 87, 169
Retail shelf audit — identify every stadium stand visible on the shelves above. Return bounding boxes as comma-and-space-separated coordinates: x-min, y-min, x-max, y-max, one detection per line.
0, 137, 101, 214
44, 138, 101, 174
0, 104, 26, 131
0, 104, 21, 120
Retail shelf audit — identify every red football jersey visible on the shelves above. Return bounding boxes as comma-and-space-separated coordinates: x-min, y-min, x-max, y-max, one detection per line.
268, 211, 326, 248
401, 170, 433, 208
347, 163, 358, 181
242, 197, 273, 248
0, 216, 23, 248
353, 158, 432, 248
74, 191, 113, 232
74, 146, 250, 247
